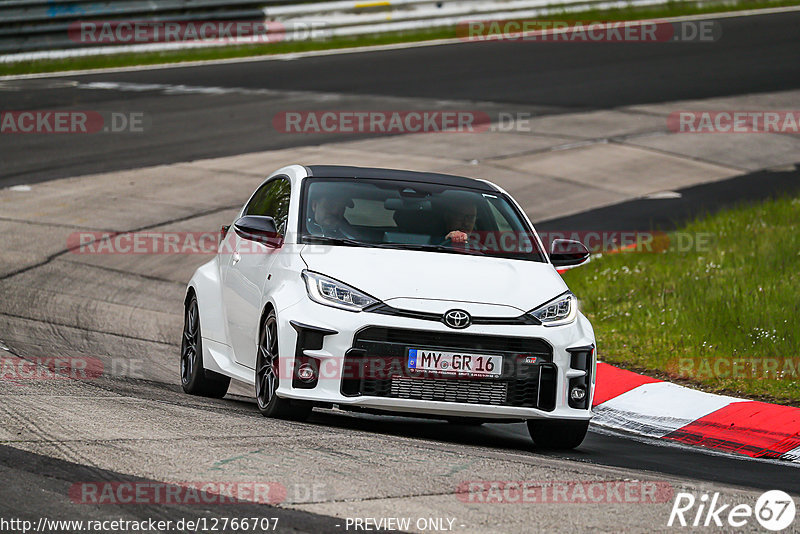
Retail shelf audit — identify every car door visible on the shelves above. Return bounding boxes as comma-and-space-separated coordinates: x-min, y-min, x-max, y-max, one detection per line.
222, 177, 291, 369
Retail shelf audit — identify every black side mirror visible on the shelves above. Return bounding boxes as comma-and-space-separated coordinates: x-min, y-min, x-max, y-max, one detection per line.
233, 216, 282, 248
550, 239, 590, 267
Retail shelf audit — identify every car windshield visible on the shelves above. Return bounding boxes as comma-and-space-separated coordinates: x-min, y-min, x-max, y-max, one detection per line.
300, 178, 546, 262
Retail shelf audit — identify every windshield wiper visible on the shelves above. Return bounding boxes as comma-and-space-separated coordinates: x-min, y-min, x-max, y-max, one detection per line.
391, 243, 485, 255
303, 235, 370, 247
304, 235, 407, 249
303, 235, 484, 254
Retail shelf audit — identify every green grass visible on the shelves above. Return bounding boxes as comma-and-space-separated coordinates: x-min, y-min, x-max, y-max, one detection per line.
2, 0, 799, 76
563, 194, 800, 405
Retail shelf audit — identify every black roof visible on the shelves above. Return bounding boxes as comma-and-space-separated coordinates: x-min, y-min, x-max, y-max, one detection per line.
304, 165, 498, 192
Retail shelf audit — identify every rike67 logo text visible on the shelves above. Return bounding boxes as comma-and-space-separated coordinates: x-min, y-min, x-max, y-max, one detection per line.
668, 490, 796, 531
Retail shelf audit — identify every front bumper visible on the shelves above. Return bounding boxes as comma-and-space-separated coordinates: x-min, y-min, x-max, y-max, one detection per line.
274, 297, 596, 421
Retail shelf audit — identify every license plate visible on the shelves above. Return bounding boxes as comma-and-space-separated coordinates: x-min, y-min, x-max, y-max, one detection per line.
407, 349, 502, 376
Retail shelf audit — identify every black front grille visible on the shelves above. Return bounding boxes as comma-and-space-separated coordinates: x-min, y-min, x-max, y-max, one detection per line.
342, 327, 556, 410
391, 376, 507, 405
355, 327, 552, 356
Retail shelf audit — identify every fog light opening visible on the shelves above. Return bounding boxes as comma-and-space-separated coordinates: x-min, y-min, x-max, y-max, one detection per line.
570, 386, 586, 402
297, 363, 317, 382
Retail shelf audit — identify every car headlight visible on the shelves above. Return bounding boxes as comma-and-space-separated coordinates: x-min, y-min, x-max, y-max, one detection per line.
529, 292, 578, 326
302, 270, 379, 312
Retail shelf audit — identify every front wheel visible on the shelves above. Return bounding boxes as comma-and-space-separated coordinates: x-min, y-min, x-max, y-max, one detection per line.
527, 419, 589, 450
255, 310, 312, 421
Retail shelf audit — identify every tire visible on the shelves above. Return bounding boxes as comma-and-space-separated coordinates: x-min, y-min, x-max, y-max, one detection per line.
255, 310, 312, 421
181, 295, 230, 398
527, 419, 589, 450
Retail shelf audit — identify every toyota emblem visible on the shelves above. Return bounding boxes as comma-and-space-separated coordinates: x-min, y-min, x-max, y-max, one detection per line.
443, 309, 471, 329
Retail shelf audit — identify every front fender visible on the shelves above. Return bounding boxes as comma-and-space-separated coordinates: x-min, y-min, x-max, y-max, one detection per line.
187, 256, 229, 345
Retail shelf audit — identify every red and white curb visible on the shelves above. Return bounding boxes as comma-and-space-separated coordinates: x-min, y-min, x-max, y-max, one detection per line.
591, 363, 800, 463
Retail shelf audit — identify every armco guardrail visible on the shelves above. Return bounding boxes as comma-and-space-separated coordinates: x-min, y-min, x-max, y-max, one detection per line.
0, 0, 272, 54
273, 0, 671, 36
1, 0, 704, 62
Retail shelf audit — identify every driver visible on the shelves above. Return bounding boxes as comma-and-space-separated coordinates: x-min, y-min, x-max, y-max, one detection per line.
442, 198, 478, 245
307, 194, 357, 239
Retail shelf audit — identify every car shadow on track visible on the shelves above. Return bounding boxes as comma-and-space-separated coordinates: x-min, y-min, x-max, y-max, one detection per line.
305, 408, 591, 458
209, 393, 800, 493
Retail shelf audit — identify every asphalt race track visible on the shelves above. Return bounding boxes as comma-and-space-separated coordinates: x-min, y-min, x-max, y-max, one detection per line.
2, 9, 800, 186
1, 8, 800, 533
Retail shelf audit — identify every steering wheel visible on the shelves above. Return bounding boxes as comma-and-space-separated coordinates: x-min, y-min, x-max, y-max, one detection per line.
438, 236, 483, 251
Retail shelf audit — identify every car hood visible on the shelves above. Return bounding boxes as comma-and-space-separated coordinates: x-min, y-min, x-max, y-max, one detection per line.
300, 245, 567, 312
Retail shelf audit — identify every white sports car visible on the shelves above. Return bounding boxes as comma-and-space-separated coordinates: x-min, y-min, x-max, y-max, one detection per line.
182, 165, 596, 449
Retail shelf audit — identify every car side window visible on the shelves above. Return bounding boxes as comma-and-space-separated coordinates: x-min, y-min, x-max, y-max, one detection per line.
243, 178, 291, 235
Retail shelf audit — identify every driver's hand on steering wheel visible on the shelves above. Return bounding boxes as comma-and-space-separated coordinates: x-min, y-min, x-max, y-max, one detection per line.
445, 230, 469, 244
